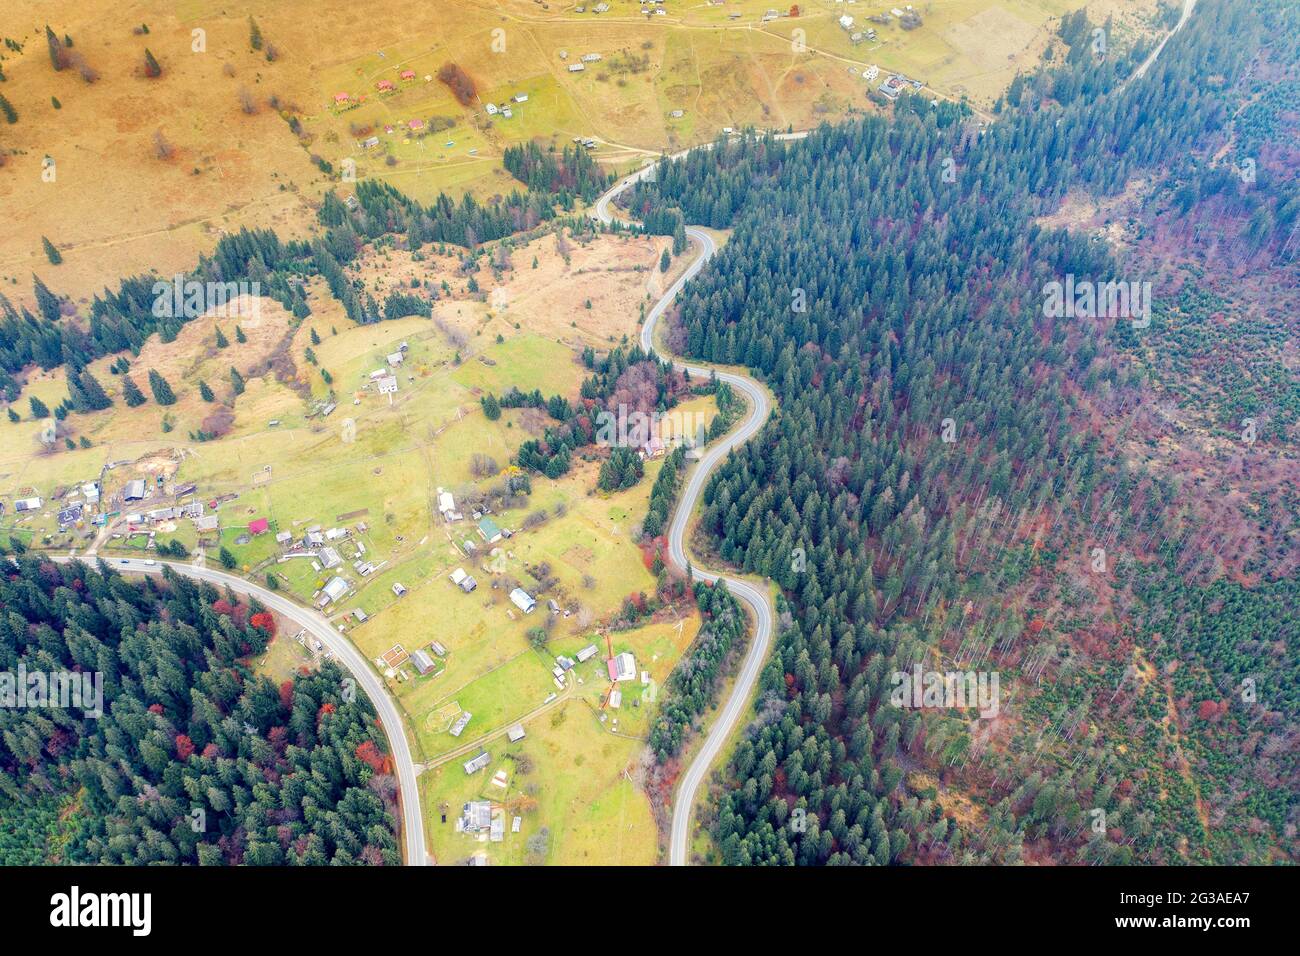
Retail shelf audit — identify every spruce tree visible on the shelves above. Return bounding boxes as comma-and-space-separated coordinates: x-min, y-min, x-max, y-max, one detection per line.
6, 408, 18, 423
71, 371, 112, 411
121, 375, 147, 407
41, 236, 62, 265
45, 26, 64, 71
28, 396, 49, 418
229, 367, 245, 395
198, 380, 214, 402
32, 275, 61, 322
147, 369, 176, 405
143, 48, 161, 78
235, 325, 247, 343
0, 94, 14, 124
249, 17, 263, 51
215, 327, 229, 348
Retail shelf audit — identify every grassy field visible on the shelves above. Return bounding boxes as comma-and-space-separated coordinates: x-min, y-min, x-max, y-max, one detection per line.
0, 0, 1166, 315
0, 209, 722, 863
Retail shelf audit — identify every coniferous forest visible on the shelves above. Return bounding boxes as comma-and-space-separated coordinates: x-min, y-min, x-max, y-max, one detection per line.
0, 559, 400, 865
630, 0, 1297, 865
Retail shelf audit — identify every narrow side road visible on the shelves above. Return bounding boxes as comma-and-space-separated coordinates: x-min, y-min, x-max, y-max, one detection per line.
594, 159, 779, 866
53, 556, 429, 867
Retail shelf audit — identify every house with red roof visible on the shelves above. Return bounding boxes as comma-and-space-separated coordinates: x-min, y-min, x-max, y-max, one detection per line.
334, 92, 351, 105
400, 69, 417, 80
376, 80, 396, 93
249, 518, 270, 536
408, 118, 426, 133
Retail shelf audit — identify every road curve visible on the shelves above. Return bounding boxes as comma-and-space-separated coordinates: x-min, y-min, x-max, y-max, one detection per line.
53, 555, 428, 867
594, 154, 778, 866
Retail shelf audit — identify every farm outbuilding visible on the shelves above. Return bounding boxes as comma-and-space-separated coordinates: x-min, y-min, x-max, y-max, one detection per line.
509, 588, 536, 614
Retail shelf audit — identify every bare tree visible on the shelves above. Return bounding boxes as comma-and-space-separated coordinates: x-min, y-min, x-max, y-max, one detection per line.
470, 453, 499, 478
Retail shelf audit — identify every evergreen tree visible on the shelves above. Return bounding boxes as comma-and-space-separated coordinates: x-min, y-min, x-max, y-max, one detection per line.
121, 375, 147, 407
0, 94, 14, 124
218, 546, 237, 569
41, 236, 62, 265
28, 396, 49, 419
147, 369, 176, 405
45, 26, 64, 71
235, 325, 246, 343
143, 48, 161, 78
70, 370, 112, 412
32, 275, 61, 322
198, 380, 214, 402
249, 17, 263, 51
215, 326, 229, 348
229, 367, 245, 396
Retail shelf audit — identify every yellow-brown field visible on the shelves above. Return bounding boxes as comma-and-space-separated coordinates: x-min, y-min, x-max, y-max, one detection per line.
0, 0, 1162, 311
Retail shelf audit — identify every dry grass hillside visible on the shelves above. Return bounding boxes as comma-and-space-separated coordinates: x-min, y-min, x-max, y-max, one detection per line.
0, 0, 1162, 308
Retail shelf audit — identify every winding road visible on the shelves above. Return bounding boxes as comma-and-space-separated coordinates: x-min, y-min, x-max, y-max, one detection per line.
594, 156, 781, 866
53, 555, 429, 867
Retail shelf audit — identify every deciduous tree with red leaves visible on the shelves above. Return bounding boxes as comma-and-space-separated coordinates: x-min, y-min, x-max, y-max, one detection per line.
175, 734, 195, 760
354, 740, 387, 773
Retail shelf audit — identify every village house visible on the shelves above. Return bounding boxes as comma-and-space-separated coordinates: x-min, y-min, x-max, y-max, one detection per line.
410, 649, 436, 675
459, 801, 491, 832
463, 750, 490, 775
507, 724, 526, 743
509, 588, 536, 614
450, 567, 477, 592
477, 516, 504, 543
376, 79, 396, 93
608, 652, 637, 682
249, 517, 270, 536
400, 69, 417, 80
124, 479, 147, 502
316, 576, 349, 607
450, 711, 472, 737
576, 644, 599, 664
568, 63, 585, 72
